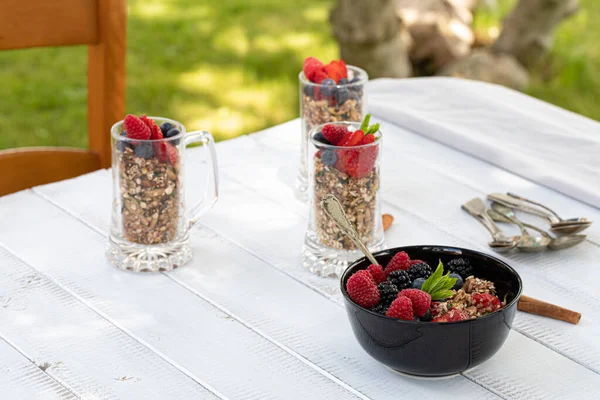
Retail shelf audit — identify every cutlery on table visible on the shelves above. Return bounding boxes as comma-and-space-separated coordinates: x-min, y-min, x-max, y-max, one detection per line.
461, 198, 519, 252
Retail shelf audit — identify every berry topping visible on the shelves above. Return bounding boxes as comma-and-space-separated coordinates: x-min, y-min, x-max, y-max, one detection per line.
420, 310, 432, 321
412, 277, 426, 289
398, 289, 432, 317
338, 78, 349, 85
387, 270, 412, 290
407, 262, 433, 281
141, 115, 164, 140
124, 114, 151, 140
313, 132, 330, 145
371, 303, 388, 315
323, 59, 348, 83
410, 259, 425, 266
346, 270, 380, 308
384, 251, 411, 276
472, 293, 503, 314
447, 258, 473, 279
448, 273, 464, 290
321, 124, 347, 145
321, 78, 337, 96
367, 264, 386, 284
378, 281, 399, 306
320, 150, 337, 166
360, 134, 376, 145
134, 142, 153, 159
337, 130, 364, 147
160, 122, 175, 135
386, 296, 414, 321
432, 309, 470, 323
303, 57, 325, 83
156, 142, 178, 165
335, 88, 350, 105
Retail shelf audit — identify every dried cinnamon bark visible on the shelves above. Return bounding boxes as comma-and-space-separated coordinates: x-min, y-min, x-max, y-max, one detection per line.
518, 295, 581, 325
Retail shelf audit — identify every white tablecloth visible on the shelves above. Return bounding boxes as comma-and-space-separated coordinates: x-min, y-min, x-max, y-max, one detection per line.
0, 78, 599, 399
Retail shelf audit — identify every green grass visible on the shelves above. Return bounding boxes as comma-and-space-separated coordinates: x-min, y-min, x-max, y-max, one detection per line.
0, 0, 597, 150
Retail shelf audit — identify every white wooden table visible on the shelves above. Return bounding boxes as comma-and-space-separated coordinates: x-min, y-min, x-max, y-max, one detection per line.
1, 100, 600, 398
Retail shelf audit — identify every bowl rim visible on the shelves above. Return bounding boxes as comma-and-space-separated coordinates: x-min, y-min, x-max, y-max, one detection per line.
340, 245, 523, 325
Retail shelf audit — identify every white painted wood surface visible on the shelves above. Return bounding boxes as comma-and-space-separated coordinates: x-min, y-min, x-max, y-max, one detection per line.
1, 113, 600, 399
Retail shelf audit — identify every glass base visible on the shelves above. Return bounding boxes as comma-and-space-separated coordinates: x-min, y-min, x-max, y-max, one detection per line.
294, 173, 308, 202
302, 231, 385, 278
106, 233, 192, 272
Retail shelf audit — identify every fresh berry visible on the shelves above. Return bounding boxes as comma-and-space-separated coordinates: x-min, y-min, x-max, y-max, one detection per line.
412, 277, 426, 290
313, 69, 329, 84
321, 124, 347, 145
371, 303, 388, 315
387, 270, 411, 290
378, 281, 399, 306
337, 130, 364, 147
420, 310, 432, 321
430, 302, 445, 319
449, 273, 464, 290
346, 270, 380, 308
116, 140, 131, 152
313, 132, 330, 145
410, 259, 425, 266
432, 309, 470, 323
321, 78, 337, 96
134, 142, 153, 159
320, 150, 337, 166
165, 128, 181, 145
386, 296, 414, 321
360, 134, 376, 145
335, 88, 349, 105
384, 251, 411, 276
407, 262, 432, 281
156, 142, 178, 164
323, 59, 348, 83
367, 264, 386, 284
123, 114, 151, 140
160, 122, 175, 135
447, 258, 473, 279
303, 85, 314, 97
398, 289, 431, 317
348, 142, 378, 178
472, 293, 502, 313
338, 78, 349, 85
303, 57, 325, 83
141, 115, 164, 140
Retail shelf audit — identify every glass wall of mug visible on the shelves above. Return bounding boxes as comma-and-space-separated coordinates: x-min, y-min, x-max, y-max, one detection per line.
302, 122, 384, 277
295, 66, 368, 201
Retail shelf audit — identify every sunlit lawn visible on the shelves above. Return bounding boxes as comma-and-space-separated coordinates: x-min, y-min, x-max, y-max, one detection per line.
0, 0, 597, 150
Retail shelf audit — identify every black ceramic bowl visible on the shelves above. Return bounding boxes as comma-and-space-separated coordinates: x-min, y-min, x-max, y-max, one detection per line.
341, 245, 522, 377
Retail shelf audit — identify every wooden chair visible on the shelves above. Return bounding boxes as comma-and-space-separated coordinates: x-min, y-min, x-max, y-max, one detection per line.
0, 0, 126, 196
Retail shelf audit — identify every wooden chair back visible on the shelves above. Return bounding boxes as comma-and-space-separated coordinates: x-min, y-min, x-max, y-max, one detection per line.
0, 0, 126, 195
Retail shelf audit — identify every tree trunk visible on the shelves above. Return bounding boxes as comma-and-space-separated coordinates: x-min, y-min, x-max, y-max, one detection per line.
492, 0, 579, 68
330, 0, 412, 78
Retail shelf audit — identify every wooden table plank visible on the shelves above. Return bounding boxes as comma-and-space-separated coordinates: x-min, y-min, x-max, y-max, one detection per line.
0, 191, 366, 400
0, 338, 77, 400
0, 246, 218, 399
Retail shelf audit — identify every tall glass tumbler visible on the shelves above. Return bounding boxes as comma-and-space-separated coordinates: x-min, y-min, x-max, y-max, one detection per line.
106, 116, 218, 272
295, 67, 368, 201
302, 122, 384, 277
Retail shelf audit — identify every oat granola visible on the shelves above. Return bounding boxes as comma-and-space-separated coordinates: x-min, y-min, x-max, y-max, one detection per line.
118, 147, 181, 245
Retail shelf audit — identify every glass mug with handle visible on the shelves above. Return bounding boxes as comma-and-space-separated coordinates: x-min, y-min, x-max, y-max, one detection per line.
106, 116, 218, 272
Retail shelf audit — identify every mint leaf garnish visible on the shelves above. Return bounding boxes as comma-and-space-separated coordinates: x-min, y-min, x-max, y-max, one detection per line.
421, 260, 457, 300
366, 123, 380, 135
360, 114, 371, 132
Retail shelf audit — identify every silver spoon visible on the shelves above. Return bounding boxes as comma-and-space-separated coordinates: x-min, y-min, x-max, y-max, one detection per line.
321, 194, 379, 266
490, 203, 587, 250
488, 193, 591, 235
486, 209, 550, 252
461, 198, 519, 252
507, 192, 592, 226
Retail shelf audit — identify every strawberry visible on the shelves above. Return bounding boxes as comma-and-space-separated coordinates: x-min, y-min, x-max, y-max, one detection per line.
156, 142, 178, 165
360, 134, 376, 145
313, 69, 329, 84
472, 293, 503, 314
321, 124, 347, 145
324, 60, 348, 83
141, 115, 164, 140
432, 309, 471, 323
337, 130, 364, 147
123, 114, 151, 140
350, 143, 379, 179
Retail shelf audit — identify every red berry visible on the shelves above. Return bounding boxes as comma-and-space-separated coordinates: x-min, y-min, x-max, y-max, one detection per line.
338, 130, 364, 147
384, 251, 412, 277
346, 270, 380, 308
349, 143, 378, 179
156, 142, 179, 165
323, 60, 348, 83
398, 289, 431, 317
386, 296, 414, 320
140, 115, 164, 140
360, 134, 376, 145
410, 259, 425, 266
472, 293, 503, 313
124, 114, 151, 140
321, 124, 347, 145
303, 57, 324, 83
313, 69, 329, 84
367, 264, 386, 284
432, 309, 470, 323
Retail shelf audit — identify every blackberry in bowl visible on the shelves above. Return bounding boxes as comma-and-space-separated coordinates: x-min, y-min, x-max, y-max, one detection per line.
340, 245, 522, 377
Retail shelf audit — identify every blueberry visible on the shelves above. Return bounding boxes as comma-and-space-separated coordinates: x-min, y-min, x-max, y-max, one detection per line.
134, 142, 153, 159
303, 85, 314, 97
350, 77, 361, 84
449, 273, 464, 290
313, 132, 330, 145
412, 277, 426, 290
320, 150, 337, 166
160, 122, 175, 136
321, 78, 336, 96
420, 310, 432, 322
338, 78, 349, 85
120, 129, 127, 136
165, 128, 181, 145
335, 88, 350, 105
116, 141, 130, 152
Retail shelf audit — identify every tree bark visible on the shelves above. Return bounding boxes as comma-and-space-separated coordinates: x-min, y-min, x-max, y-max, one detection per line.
330, 0, 412, 78
492, 0, 579, 68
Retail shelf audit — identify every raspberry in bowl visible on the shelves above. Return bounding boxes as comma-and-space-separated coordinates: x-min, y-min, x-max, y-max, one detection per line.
340, 245, 522, 377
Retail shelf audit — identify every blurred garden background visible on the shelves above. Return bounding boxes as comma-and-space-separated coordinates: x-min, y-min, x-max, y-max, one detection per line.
0, 0, 597, 149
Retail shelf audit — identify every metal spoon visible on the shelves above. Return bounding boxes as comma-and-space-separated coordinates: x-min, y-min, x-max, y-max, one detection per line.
321, 194, 379, 266
486, 209, 550, 252
461, 198, 519, 252
490, 203, 587, 250
487, 193, 591, 235
507, 192, 592, 226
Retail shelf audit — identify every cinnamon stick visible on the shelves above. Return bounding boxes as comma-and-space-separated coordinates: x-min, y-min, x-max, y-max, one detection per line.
518, 295, 581, 325
382, 214, 394, 232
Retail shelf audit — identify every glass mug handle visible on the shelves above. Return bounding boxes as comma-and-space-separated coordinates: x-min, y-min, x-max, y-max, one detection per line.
184, 130, 219, 228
